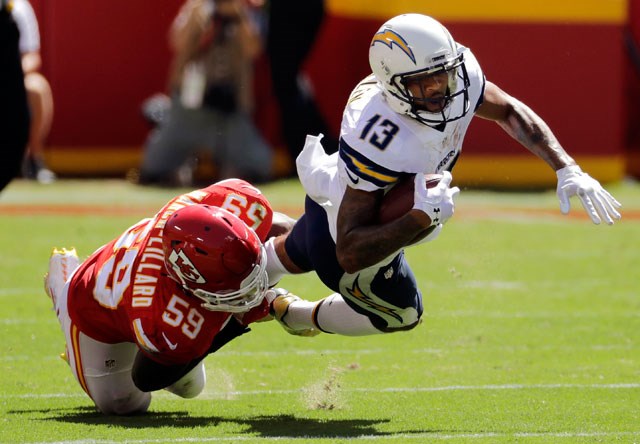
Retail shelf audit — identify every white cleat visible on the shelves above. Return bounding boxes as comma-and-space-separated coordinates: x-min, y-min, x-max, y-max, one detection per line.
44, 247, 79, 308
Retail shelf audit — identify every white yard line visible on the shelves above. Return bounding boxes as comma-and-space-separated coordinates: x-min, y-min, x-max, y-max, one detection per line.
1, 342, 636, 363
20, 430, 640, 444
0, 344, 638, 363
6, 382, 640, 400
4, 309, 640, 325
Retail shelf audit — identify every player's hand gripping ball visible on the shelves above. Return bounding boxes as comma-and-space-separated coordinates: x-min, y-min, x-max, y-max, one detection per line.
378, 173, 444, 224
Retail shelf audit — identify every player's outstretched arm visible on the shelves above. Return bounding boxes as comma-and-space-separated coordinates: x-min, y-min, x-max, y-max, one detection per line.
475, 81, 621, 225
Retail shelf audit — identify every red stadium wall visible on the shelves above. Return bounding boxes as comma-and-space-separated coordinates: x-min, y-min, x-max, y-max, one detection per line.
32, 0, 631, 186
30, 0, 182, 173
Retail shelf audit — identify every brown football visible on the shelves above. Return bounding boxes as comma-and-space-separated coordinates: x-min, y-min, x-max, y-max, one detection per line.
378, 173, 443, 225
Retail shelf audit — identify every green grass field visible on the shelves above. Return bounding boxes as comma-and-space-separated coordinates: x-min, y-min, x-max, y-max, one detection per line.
1, 178, 639, 443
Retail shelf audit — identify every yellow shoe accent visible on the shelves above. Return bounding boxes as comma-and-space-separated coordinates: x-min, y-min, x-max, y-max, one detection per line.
43, 273, 51, 300
270, 289, 320, 337
50, 247, 78, 259
45, 247, 79, 306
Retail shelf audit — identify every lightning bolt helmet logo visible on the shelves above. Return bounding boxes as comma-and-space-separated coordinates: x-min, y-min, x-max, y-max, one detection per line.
370, 29, 416, 65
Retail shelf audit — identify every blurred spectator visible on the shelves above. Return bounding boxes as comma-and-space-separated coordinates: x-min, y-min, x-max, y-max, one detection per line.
266, 0, 338, 172
139, 0, 273, 187
0, 0, 30, 191
12, 0, 55, 184
624, 1, 640, 178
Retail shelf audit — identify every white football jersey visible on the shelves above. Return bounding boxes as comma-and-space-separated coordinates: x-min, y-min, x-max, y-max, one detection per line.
296, 47, 485, 240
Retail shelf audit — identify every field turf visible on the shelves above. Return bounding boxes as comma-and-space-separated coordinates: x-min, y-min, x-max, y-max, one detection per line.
0, 178, 638, 443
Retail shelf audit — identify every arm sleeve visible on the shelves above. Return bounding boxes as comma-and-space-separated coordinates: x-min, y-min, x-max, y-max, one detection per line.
11, 0, 39, 53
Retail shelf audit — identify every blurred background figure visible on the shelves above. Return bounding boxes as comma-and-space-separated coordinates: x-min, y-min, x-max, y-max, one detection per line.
139, 0, 273, 187
624, 1, 640, 177
266, 0, 338, 172
0, 0, 30, 192
12, 0, 55, 184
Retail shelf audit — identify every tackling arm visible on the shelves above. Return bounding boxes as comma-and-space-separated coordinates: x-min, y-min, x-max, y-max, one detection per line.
267, 211, 296, 239
132, 351, 204, 393
132, 317, 250, 392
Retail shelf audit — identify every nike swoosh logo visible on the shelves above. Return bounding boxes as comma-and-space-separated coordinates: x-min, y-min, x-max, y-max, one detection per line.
344, 168, 360, 184
162, 332, 178, 350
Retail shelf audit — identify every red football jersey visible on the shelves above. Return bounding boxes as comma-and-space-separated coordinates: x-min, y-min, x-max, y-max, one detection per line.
67, 179, 273, 366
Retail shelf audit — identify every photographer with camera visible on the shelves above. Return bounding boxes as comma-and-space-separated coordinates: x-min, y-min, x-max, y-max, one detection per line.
139, 0, 273, 186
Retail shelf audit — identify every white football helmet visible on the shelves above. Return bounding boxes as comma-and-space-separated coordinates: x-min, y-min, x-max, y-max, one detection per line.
369, 14, 470, 127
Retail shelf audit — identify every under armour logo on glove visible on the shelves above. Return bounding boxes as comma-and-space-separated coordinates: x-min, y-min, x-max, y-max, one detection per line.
413, 171, 459, 226
432, 207, 441, 224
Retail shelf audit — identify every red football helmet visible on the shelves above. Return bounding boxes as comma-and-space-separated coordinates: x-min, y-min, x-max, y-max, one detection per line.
162, 204, 268, 313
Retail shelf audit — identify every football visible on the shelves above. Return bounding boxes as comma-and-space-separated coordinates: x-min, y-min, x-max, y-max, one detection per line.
378, 173, 443, 225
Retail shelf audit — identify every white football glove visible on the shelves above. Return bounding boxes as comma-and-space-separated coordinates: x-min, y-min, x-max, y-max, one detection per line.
413, 171, 460, 226
556, 165, 621, 225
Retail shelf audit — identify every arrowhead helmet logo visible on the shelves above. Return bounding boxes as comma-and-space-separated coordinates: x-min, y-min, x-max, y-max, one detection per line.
168, 249, 206, 284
